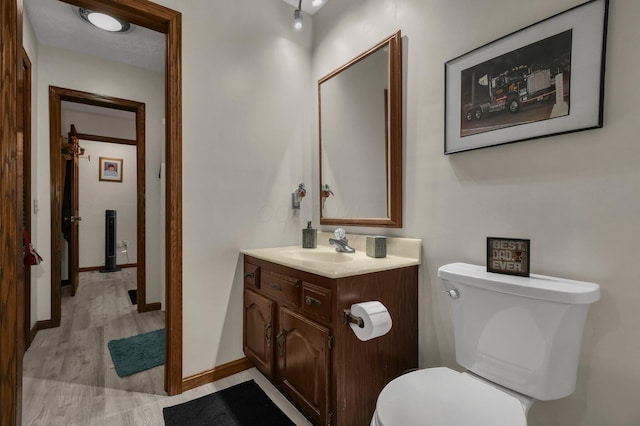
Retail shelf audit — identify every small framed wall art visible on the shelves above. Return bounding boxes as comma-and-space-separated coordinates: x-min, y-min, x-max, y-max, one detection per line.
487, 237, 530, 277
99, 157, 123, 182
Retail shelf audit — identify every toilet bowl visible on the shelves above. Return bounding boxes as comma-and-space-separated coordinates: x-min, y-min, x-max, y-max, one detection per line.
371, 263, 600, 426
371, 368, 532, 426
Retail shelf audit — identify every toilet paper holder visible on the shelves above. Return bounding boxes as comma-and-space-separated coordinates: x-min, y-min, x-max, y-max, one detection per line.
343, 309, 365, 328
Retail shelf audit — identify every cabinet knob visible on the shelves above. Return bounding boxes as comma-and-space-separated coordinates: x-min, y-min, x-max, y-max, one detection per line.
245, 272, 255, 279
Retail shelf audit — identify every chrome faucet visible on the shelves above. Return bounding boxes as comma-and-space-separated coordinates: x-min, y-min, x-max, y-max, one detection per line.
329, 228, 356, 253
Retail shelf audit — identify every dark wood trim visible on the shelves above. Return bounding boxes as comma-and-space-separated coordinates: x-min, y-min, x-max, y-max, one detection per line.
141, 302, 161, 312
33, 319, 57, 332
27, 319, 53, 346
49, 86, 148, 321
181, 358, 253, 392
135, 103, 148, 314
1, 0, 24, 422
68, 124, 80, 296
76, 133, 137, 146
21, 47, 33, 352
60, 0, 183, 396
164, 8, 183, 397
48, 87, 62, 329
78, 263, 137, 272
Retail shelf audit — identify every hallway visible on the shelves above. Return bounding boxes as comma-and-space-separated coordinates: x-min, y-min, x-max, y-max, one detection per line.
21, 269, 309, 425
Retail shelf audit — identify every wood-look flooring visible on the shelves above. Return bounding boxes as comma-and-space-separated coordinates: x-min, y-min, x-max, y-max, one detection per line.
22, 269, 311, 425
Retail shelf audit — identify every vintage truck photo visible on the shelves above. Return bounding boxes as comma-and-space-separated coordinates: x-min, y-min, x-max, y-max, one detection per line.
463, 65, 557, 121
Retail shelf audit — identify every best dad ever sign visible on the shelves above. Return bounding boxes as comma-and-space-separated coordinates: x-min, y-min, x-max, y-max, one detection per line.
487, 237, 530, 277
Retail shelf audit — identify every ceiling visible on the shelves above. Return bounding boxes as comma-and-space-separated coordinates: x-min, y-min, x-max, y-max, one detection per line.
281, 0, 328, 15
24, 0, 327, 75
24, 0, 165, 74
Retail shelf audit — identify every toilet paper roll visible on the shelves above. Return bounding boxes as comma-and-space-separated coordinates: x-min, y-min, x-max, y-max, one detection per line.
349, 301, 392, 341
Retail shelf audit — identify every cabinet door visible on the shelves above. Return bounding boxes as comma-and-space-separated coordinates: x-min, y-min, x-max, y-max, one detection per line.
277, 307, 331, 426
244, 289, 275, 377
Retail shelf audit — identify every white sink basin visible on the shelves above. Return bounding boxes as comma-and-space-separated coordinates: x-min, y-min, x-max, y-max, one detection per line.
284, 249, 354, 263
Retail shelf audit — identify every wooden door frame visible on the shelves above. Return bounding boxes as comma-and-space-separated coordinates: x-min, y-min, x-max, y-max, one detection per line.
49, 87, 153, 318
66, 124, 79, 296
21, 47, 33, 350
1, 0, 24, 423
58, 0, 183, 396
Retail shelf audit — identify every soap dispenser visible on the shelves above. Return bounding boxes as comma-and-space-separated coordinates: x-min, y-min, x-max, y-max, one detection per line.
302, 221, 317, 249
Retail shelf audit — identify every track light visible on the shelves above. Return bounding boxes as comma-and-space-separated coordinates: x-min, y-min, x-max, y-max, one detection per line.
293, 0, 303, 30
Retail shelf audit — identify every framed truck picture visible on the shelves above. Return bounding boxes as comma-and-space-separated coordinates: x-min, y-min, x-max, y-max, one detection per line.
444, 0, 609, 154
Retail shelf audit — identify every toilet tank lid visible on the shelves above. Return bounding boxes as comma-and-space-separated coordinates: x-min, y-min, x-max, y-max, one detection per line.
438, 263, 600, 304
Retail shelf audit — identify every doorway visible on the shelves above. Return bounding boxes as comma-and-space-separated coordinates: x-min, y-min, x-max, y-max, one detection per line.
49, 88, 152, 317
1, 1, 182, 422
56, 0, 183, 396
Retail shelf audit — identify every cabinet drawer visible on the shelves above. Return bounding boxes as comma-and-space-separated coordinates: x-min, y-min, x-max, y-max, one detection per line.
301, 282, 332, 323
244, 263, 260, 289
261, 270, 300, 306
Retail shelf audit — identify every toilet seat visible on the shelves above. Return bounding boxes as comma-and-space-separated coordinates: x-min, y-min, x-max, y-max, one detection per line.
372, 367, 527, 426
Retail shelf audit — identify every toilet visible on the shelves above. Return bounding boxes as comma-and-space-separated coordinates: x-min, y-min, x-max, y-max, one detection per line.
372, 262, 600, 426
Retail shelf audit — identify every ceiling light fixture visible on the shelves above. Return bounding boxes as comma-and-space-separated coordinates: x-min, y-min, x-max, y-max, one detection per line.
293, 0, 303, 30
311, 0, 323, 7
78, 8, 131, 33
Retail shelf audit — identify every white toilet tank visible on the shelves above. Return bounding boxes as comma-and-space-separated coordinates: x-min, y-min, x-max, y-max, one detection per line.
437, 263, 600, 401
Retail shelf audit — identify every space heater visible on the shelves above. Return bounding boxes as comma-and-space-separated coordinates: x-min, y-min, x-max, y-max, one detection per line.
100, 209, 121, 273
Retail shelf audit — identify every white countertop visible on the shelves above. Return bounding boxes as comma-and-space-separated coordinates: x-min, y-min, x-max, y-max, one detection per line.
241, 232, 422, 279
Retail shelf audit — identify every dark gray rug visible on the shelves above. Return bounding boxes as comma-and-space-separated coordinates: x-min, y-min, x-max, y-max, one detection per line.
128, 289, 137, 305
162, 380, 296, 426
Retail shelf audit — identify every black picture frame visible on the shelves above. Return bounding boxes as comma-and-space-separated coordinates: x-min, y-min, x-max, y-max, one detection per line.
487, 237, 530, 277
445, 0, 609, 154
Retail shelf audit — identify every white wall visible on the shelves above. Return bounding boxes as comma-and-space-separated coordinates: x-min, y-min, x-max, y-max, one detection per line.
313, 0, 640, 425
61, 110, 138, 268
32, 44, 165, 319
78, 140, 137, 268
62, 107, 136, 140
153, 0, 313, 376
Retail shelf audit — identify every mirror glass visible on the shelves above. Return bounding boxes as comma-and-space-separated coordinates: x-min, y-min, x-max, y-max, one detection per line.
319, 31, 402, 228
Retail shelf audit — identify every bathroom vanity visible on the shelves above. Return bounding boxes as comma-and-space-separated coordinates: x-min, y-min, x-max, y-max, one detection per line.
241, 233, 421, 426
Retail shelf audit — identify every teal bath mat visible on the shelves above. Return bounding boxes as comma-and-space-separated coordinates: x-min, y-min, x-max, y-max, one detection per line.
107, 328, 165, 377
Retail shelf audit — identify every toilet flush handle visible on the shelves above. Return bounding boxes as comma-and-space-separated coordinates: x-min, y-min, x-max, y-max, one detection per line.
442, 288, 460, 299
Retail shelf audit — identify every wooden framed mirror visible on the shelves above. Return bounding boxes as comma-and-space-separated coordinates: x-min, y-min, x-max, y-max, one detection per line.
319, 30, 402, 228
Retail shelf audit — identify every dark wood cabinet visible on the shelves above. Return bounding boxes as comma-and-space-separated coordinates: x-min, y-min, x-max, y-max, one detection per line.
243, 289, 274, 377
243, 255, 418, 426
278, 306, 331, 425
